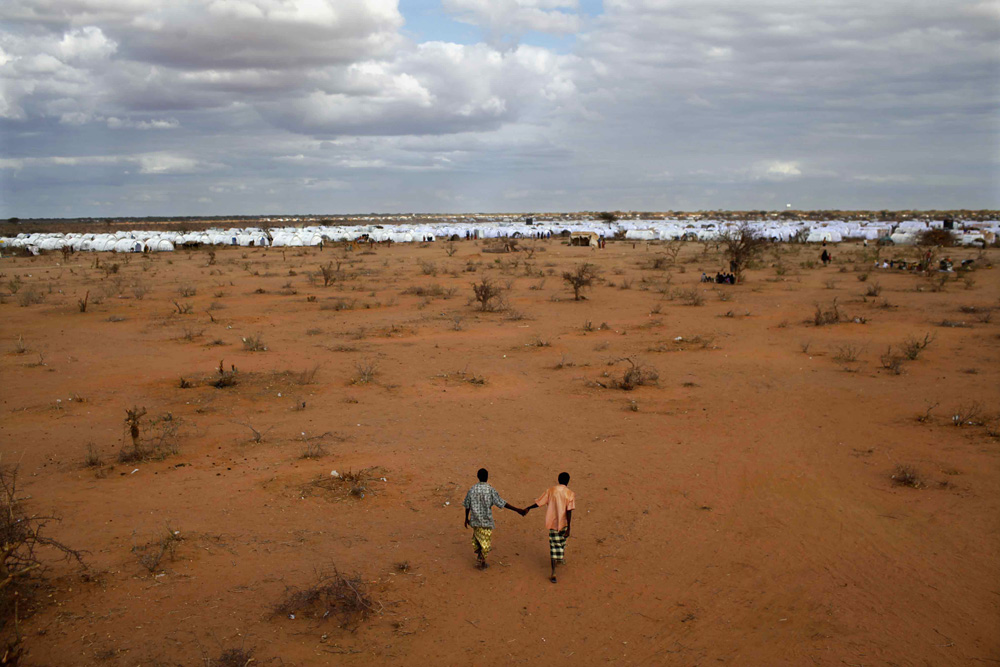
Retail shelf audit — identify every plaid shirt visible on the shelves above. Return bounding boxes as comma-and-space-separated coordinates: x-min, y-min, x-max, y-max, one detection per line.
463, 482, 507, 529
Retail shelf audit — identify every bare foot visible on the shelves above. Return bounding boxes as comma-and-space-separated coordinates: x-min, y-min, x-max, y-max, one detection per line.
550, 576, 557, 583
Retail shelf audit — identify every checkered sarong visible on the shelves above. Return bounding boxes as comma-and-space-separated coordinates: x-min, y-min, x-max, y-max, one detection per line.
548, 529, 568, 561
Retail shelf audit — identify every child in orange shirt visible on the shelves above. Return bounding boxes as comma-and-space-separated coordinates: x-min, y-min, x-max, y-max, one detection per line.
525, 472, 576, 583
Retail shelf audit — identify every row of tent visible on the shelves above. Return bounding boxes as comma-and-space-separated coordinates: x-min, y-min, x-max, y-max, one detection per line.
1, 219, 997, 254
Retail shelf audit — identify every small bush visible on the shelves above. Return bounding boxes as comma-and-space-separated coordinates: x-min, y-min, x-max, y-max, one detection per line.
352, 358, 378, 385
296, 364, 320, 384
17, 287, 44, 307
833, 344, 862, 363
132, 526, 183, 574
178, 285, 197, 297
890, 465, 923, 489
562, 263, 600, 301
273, 568, 381, 629
880, 347, 904, 375
471, 278, 505, 312
84, 443, 103, 468
813, 299, 842, 326
952, 401, 984, 427
610, 358, 659, 391
675, 288, 704, 306
242, 333, 267, 352
864, 282, 882, 297
899, 333, 933, 360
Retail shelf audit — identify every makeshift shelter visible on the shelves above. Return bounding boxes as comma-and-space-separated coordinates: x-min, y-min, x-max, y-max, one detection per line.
570, 231, 599, 247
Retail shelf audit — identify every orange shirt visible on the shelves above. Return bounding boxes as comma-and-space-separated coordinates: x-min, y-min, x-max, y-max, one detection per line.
535, 484, 576, 531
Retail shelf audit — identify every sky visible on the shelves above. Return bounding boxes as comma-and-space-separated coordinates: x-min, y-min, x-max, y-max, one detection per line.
0, 0, 998, 218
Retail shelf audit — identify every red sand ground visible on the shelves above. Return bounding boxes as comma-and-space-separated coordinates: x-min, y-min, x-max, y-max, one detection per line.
1, 239, 998, 666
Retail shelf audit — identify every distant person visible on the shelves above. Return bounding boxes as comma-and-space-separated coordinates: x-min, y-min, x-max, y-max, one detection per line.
463, 469, 527, 570
820, 249, 831, 265
700, 272, 710, 283
524, 472, 576, 583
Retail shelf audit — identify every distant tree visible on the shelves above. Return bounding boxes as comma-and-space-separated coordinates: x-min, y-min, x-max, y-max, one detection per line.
597, 212, 618, 223
7, 218, 19, 224
562, 263, 600, 300
716, 223, 768, 283
916, 228, 956, 247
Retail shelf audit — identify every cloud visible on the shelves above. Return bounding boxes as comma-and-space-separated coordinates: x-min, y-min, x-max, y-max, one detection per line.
443, 0, 581, 37
749, 160, 802, 181
0, 0, 997, 216
106, 116, 178, 129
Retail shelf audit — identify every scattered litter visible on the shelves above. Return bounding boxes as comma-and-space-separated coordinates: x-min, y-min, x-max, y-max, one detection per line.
131, 468, 139, 474
380, 477, 387, 482
288, 614, 295, 620
444, 501, 450, 506
331, 470, 340, 477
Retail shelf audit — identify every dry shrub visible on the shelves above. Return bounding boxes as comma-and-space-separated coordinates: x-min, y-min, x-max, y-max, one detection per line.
118, 409, 180, 463
83, 444, 103, 468
352, 358, 378, 385
833, 344, 863, 363
562, 263, 600, 300
242, 333, 267, 352
677, 288, 705, 306
899, 333, 933, 360
598, 357, 659, 390
16, 288, 43, 307
880, 347, 904, 375
132, 525, 182, 574
471, 278, 505, 312
864, 282, 882, 297
890, 464, 924, 489
813, 299, 842, 326
305, 468, 383, 501
274, 568, 381, 629
296, 364, 320, 385
208, 646, 256, 667
952, 401, 984, 427
0, 464, 85, 659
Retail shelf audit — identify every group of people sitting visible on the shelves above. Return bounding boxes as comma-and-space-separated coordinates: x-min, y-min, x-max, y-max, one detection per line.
701, 271, 736, 284
876, 257, 973, 272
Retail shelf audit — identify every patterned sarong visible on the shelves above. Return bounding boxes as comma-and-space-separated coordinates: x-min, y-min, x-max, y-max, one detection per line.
473, 527, 493, 558
548, 528, 568, 561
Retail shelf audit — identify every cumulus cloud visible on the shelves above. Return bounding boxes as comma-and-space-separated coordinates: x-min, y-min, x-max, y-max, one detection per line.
0, 0, 996, 216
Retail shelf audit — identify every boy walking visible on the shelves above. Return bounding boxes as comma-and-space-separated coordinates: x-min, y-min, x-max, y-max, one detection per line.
525, 472, 576, 583
463, 468, 527, 569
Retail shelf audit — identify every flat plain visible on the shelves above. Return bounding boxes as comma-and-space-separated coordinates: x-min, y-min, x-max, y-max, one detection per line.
1, 238, 998, 665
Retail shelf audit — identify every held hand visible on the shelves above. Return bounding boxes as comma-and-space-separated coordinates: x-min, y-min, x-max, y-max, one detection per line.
464, 519, 470, 529
518, 508, 528, 517
564, 528, 571, 539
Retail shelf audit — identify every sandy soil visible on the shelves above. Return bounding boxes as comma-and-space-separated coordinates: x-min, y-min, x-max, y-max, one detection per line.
1, 238, 998, 666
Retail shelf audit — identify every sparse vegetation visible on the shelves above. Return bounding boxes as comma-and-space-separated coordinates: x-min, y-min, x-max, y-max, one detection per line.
273, 568, 381, 629
471, 278, 505, 312
352, 358, 378, 385
562, 263, 600, 300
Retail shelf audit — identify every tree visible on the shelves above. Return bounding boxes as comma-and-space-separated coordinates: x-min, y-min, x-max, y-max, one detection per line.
471, 278, 505, 312
562, 263, 600, 300
716, 223, 768, 283
597, 211, 618, 223
916, 228, 956, 248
